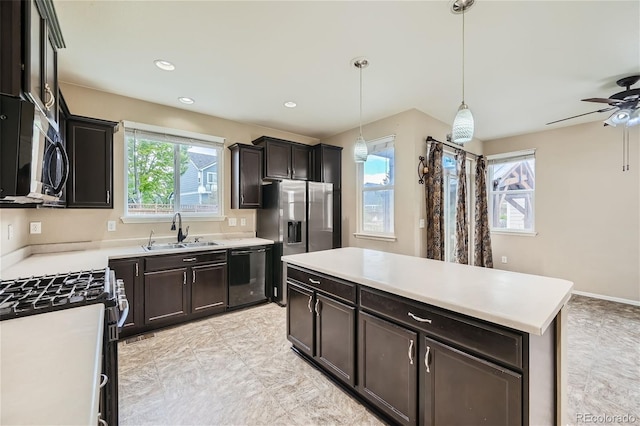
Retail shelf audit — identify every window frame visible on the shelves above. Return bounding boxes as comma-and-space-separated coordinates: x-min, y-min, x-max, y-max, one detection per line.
354, 135, 396, 241
486, 149, 536, 235
121, 121, 225, 223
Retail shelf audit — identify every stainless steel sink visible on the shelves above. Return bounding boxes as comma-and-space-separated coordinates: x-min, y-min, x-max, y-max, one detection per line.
142, 241, 219, 252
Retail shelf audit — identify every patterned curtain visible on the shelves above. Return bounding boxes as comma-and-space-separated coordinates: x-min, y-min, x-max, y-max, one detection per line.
425, 142, 444, 260
474, 156, 493, 267
454, 151, 468, 264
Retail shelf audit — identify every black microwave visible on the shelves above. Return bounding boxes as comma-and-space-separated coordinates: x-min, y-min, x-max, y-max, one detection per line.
0, 94, 68, 205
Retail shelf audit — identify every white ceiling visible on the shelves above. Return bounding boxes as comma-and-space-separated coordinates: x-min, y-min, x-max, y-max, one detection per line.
54, 1, 640, 141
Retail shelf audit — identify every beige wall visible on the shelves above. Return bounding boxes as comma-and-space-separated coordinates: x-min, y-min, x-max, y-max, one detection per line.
2, 83, 318, 249
0, 210, 30, 257
320, 108, 482, 257
484, 122, 640, 302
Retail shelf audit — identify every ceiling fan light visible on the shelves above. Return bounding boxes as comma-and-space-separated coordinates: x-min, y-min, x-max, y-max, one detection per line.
452, 103, 474, 143
354, 135, 368, 163
625, 109, 640, 127
607, 109, 631, 126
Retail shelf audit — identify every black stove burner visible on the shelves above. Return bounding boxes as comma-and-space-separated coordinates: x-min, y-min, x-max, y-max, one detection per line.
0, 269, 111, 320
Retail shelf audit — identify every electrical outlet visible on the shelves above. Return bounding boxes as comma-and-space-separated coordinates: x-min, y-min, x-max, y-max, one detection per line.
501, 256, 508, 264
240, 217, 247, 226
30, 222, 42, 234
228, 217, 237, 227
107, 221, 116, 232
7, 224, 13, 240
419, 219, 425, 229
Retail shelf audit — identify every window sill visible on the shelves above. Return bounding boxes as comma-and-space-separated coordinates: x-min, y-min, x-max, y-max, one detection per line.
490, 229, 538, 237
353, 232, 397, 242
121, 215, 226, 224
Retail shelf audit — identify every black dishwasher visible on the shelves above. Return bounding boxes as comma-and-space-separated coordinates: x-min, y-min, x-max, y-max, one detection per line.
229, 246, 268, 308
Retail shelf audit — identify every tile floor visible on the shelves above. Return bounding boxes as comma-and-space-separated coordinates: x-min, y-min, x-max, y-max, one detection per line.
119, 295, 639, 425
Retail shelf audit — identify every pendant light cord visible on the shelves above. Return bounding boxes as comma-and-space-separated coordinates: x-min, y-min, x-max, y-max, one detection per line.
461, 8, 465, 104
359, 64, 363, 137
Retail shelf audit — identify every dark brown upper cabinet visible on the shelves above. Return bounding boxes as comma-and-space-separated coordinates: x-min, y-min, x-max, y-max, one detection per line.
0, 0, 65, 130
66, 116, 116, 208
229, 143, 263, 209
252, 136, 310, 181
312, 144, 342, 190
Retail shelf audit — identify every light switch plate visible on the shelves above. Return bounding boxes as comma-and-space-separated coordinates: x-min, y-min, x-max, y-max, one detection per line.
228, 218, 237, 227
107, 221, 116, 232
419, 219, 425, 229
30, 222, 42, 234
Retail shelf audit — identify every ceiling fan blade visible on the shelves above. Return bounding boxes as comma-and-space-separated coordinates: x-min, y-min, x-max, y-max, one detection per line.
581, 98, 624, 105
546, 107, 616, 125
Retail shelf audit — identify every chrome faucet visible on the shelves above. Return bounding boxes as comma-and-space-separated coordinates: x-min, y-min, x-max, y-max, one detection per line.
170, 213, 189, 243
147, 229, 155, 248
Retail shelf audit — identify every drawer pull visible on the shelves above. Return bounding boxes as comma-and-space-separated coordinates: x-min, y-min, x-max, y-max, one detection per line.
99, 374, 108, 388
408, 312, 432, 324
98, 413, 108, 426
408, 339, 414, 365
425, 346, 431, 373
307, 295, 312, 313
183, 257, 197, 262
309, 278, 321, 285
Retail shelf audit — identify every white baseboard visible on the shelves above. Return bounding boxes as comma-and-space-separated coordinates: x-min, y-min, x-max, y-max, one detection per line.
572, 290, 640, 307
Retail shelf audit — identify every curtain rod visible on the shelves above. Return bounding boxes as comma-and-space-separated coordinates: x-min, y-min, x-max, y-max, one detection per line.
426, 136, 481, 160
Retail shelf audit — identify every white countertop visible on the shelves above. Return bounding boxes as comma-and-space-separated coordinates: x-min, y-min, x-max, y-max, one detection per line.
0, 304, 105, 425
282, 247, 573, 335
0, 238, 273, 280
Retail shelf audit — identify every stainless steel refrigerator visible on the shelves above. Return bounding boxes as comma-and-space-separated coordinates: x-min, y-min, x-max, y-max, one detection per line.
257, 180, 334, 305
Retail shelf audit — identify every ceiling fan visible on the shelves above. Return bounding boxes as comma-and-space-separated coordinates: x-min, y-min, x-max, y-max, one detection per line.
546, 75, 640, 127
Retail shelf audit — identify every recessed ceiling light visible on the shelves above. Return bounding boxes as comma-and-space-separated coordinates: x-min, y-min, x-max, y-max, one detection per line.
154, 59, 175, 71
284, 101, 297, 108
178, 97, 195, 105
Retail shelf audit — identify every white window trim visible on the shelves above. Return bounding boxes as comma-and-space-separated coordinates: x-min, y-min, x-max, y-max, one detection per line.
487, 149, 536, 235
355, 134, 396, 240
122, 122, 225, 221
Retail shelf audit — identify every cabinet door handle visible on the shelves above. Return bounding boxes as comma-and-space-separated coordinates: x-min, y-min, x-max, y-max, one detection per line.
106, 190, 110, 204
408, 339, 414, 365
99, 374, 108, 388
192, 270, 196, 284
314, 299, 320, 316
425, 345, 431, 373
241, 194, 244, 204
408, 312, 432, 324
307, 295, 312, 313
183, 271, 187, 286
44, 83, 56, 111
135, 262, 139, 277
182, 257, 197, 262
97, 413, 108, 426
308, 278, 321, 285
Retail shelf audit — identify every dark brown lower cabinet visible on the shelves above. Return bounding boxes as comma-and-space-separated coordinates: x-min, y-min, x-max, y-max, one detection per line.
287, 281, 356, 387
144, 268, 189, 325
108, 257, 142, 336
191, 263, 227, 316
359, 311, 418, 425
421, 336, 522, 426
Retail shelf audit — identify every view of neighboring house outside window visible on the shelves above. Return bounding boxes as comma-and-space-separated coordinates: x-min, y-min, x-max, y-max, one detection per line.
487, 149, 536, 233
356, 135, 395, 239
123, 123, 224, 218
442, 152, 473, 262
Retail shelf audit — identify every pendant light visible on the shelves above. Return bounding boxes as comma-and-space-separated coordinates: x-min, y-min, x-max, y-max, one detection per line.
451, 0, 475, 144
353, 58, 369, 163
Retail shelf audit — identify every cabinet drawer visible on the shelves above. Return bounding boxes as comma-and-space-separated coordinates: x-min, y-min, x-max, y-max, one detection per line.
145, 250, 227, 272
287, 266, 356, 304
360, 288, 523, 370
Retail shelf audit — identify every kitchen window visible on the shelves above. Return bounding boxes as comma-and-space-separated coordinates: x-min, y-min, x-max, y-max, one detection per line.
442, 152, 473, 262
123, 121, 225, 221
487, 149, 536, 234
355, 135, 395, 241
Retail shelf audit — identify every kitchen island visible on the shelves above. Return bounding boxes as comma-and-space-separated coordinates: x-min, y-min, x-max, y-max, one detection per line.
282, 247, 573, 426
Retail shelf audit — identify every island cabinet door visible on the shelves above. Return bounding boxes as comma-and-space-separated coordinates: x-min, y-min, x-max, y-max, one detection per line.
287, 282, 315, 357
315, 293, 356, 386
421, 336, 522, 426
191, 263, 227, 316
359, 311, 418, 426
144, 268, 189, 326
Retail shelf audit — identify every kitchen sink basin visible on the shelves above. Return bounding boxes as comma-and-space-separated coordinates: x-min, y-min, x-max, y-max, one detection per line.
142, 241, 219, 252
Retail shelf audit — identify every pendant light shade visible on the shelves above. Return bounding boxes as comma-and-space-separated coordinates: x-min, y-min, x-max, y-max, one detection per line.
452, 103, 474, 143
353, 58, 369, 163
451, 0, 475, 144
